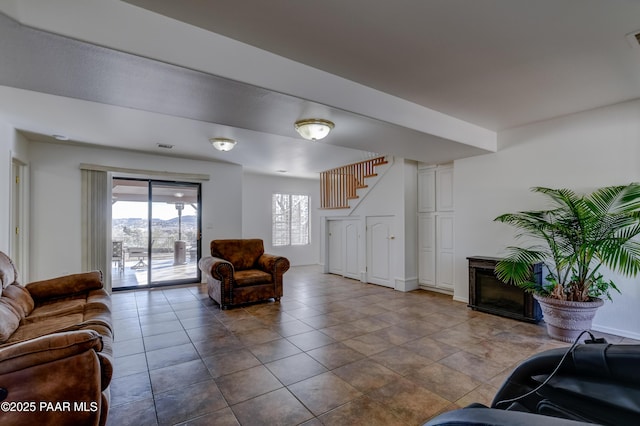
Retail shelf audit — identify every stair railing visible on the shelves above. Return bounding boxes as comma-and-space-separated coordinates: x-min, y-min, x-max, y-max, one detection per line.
320, 156, 387, 209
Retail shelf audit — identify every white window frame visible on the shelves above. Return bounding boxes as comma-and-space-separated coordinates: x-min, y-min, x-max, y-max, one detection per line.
272, 193, 310, 247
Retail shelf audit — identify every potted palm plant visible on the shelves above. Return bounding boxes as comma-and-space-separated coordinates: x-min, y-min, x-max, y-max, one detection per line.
494, 184, 640, 342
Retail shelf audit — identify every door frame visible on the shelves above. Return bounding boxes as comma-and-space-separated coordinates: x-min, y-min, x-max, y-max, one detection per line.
10, 157, 29, 284
111, 177, 202, 290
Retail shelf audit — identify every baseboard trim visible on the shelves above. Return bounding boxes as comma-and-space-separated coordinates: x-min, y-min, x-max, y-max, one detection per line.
453, 295, 468, 304
418, 284, 453, 296
591, 324, 640, 341
395, 278, 418, 292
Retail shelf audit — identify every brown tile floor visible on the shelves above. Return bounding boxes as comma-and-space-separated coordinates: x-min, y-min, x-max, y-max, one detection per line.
107, 266, 637, 426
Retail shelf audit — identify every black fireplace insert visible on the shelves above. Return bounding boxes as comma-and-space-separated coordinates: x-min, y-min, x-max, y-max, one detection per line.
468, 256, 542, 323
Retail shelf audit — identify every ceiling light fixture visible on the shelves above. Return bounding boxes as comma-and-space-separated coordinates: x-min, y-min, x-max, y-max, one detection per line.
52, 134, 69, 141
209, 137, 237, 152
294, 118, 334, 141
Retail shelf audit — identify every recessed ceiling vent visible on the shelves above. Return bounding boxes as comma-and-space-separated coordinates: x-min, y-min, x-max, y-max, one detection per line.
156, 143, 174, 149
625, 30, 640, 49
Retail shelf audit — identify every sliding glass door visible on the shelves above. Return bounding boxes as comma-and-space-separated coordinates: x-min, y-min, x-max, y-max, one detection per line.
149, 181, 200, 284
111, 178, 201, 290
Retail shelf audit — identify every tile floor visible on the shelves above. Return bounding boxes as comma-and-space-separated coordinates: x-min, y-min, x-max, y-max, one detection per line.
107, 266, 636, 426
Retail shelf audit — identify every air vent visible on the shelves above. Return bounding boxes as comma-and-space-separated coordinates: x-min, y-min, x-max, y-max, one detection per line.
156, 143, 174, 149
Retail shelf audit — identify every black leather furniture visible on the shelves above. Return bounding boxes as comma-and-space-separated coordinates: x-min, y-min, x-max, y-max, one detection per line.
424, 407, 592, 425
425, 342, 640, 425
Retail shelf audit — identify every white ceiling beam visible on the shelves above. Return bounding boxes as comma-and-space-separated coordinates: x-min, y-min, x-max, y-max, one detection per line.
0, 0, 496, 152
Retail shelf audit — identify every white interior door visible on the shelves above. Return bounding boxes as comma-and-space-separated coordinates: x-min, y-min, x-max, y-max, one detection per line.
344, 220, 359, 279
328, 220, 343, 275
366, 216, 394, 288
418, 213, 435, 286
436, 213, 455, 290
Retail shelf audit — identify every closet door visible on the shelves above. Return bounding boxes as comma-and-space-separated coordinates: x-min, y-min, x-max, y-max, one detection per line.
328, 220, 344, 275
418, 169, 436, 212
418, 213, 436, 287
344, 220, 360, 280
436, 213, 455, 290
436, 168, 454, 211
366, 216, 394, 288
418, 165, 455, 292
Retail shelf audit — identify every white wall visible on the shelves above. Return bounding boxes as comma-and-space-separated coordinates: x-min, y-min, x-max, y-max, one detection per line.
242, 172, 320, 266
454, 99, 640, 339
27, 141, 243, 280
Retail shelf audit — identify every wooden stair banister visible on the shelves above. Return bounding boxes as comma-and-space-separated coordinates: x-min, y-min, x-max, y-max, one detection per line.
320, 156, 388, 209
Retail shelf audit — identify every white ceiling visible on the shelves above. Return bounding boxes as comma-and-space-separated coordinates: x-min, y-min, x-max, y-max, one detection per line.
1, 0, 640, 178
122, 0, 640, 130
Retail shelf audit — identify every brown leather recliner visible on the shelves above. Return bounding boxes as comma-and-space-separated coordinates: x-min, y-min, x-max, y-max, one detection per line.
198, 239, 290, 309
0, 251, 112, 426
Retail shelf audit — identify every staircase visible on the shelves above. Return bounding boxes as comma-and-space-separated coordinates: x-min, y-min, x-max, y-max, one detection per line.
320, 156, 388, 209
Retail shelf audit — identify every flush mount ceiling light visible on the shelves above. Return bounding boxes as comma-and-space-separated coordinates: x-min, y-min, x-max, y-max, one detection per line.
209, 137, 237, 151
294, 118, 334, 141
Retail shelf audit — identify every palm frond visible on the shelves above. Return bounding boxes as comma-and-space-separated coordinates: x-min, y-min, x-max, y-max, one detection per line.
596, 183, 640, 214
495, 184, 640, 301
598, 234, 640, 277
495, 247, 548, 286
531, 187, 578, 208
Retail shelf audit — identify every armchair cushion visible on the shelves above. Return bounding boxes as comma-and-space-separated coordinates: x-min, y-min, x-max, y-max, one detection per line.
234, 269, 273, 286
211, 239, 264, 271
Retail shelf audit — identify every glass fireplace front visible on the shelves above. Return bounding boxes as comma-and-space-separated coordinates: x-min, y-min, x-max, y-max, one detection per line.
476, 269, 526, 316
467, 256, 542, 323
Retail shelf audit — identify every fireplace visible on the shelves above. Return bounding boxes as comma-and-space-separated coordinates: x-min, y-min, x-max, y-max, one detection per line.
468, 256, 542, 323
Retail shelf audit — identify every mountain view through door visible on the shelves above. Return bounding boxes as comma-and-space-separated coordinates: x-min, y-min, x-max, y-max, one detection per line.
111, 178, 201, 290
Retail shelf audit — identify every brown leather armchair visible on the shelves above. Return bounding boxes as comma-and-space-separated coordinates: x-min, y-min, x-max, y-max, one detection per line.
0, 251, 112, 426
198, 239, 290, 309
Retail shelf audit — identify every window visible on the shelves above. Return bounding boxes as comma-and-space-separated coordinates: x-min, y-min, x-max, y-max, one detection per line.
272, 193, 310, 246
